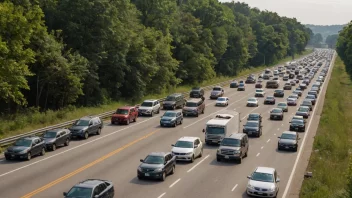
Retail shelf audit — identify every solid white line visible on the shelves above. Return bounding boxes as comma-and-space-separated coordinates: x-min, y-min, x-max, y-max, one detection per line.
187, 155, 210, 173
157, 192, 166, 198
231, 184, 238, 191
256, 153, 260, 157
169, 178, 181, 188
282, 55, 335, 198
0, 116, 158, 178
261, 146, 264, 149
267, 139, 271, 143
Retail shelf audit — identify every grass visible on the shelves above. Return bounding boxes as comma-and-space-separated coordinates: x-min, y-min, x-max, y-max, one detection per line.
0, 50, 313, 140
300, 56, 352, 198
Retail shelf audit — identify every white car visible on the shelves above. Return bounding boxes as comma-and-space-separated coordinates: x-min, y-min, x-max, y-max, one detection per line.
171, 136, 203, 163
216, 97, 229, 106
246, 167, 280, 197
247, 97, 259, 107
255, 89, 265, 97
138, 100, 161, 116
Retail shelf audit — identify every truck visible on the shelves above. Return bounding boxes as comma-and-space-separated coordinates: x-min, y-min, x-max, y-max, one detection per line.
202, 110, 240, 145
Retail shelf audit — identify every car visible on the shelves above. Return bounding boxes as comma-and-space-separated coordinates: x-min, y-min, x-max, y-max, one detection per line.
287, 98, 297, 106
277, 102, 288, 112
230, 81, 239, 88
63, 179, 114, 198
295, 106, 310, 118
264, 96, 276, 104
182, 98, 205, 117
288, 94, 299, 100
69, 116, 104, 139
270, 108, 284, 120
303, 79, 310, 86
246, 76, 256, 83
311, 86, 320, 94
111, 106, 138, 125
289, 119, 306, 132
273, 89, 284, 97
283, 75, 289, 81
216, 97, 229, 106
255, 89, 265, 97
263, 74, 270, 80
301, 100, 313, 111
295, 78, 300, 83
247, 97, 259, 107
163, 93, 185, 110
289, 73, 295, 79
139, 99, 161, 115
299, 83, 307, 90
293, 90, 302, 97
283, 83, 292, 90
4, 136, 46, 161
237, 83, 246, 91
308, 90, 318, 98
277, 131, 300, 152
305, 95, 316, 105
255, 81, 263, 88
216, 133, 249, 163
210, 86, 224, 99
43, 129, 71, 151
316, 79, 323, 83
190, 87, 205, 98
266, 80, 279, 88
246, 167, 280, 197
247, 113, 262, 123
290, 80, 296, 86
243, 121, 262, 137
291, 115, 305, 122
137, 152, 176, 181
160, 111, 183, 127
171, 136, 204, 162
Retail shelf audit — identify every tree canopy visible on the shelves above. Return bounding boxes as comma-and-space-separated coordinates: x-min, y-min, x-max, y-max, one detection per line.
337, 21, 352, 74
0, 0, 311, 113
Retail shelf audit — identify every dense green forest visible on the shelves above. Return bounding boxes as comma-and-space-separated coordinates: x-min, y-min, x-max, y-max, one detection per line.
306, 24, 345, 40
337, 21, 352, 75
0, 0, 311, 115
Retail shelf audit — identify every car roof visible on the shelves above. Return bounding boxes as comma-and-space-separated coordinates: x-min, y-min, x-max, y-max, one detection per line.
256, 89, 264, 91
217, 97, 228, 99
177, 136, 199, 142
46, 128, 64, 133
187, 98, 202, 103
255, 167, 275, 174
20, 136, 38, 141
118, 106, 135, 110
79, 116, 97, 121
248, 97, 257, 100
282, 131, 297, 135
148, 152, 169, 156
278, 102, 287, 104
272, 108, 282, 111
299, 106, 310, 109
143, 99, 158, 102
75, 179, 106, 188
246, 120, 259, 124
227, 133, 247, 139
164, 110, 180, 114
249, 113, 261, 116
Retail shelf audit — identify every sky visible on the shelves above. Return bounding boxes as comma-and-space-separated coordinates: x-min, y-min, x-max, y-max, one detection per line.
219, 0, 352, 25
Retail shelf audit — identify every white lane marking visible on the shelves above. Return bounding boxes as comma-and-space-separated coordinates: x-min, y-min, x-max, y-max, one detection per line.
184, 94, 251, 129
231, 184, 238, 191
267, 139, 271, 143
282, 56, 335, 197
157, 192, 166, 198
169, 178, 181, 188
241, 106, 260, 120
256, 153, 260, 157
281, 124, 284, 126
206, 90, 246, 106
261, 146, 264, 149
0, 116, 159, 178
277, 128, 280, 130
274, 133, 276, 136
187, 155, 210, 173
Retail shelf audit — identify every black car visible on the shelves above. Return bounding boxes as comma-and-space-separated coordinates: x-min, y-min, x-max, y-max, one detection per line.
69, 116, 104, 139
190, 87, 205, 98
289, 73, 295, 79
264, 96, 276, 104
4, 136, 46, 161
277, 131, 300, 152
289, 119, 306, 132
243, 121, 262, 137
43, 129, 71, 151
270, 108, 284, 120
230, 81, 238, 88
245, 76, 256, 84
64, 179, 114, 198
273, 89, 284, 97
247, 113, 262, 124
138, 152, 176, 181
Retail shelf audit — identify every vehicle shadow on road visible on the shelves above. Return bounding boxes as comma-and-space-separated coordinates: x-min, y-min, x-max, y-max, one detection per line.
204, 144, 220, 150
240, 191, 251, 198
129, 177, 163, 185
0, 158, 34, 164
208, 159, 241, 167
175, 161, 193, 166
275, 148, 297, 154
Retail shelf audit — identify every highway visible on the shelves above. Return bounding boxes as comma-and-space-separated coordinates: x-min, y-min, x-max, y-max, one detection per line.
0, 51, 334, 198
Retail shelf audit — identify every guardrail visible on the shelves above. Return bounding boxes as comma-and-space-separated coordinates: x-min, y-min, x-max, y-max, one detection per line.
0, 53, 314, 147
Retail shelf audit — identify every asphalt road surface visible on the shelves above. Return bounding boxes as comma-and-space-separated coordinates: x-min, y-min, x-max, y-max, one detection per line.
0, 53, 334, 198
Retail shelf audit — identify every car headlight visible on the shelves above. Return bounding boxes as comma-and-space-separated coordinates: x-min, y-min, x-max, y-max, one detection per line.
247, 184, 255, 189
171, 118, 176, 122
186, 152, 193, 155
80, 130, 85, 133
269, 186, 276, 191
154, 168, 163, 172
138, 167, 142, 171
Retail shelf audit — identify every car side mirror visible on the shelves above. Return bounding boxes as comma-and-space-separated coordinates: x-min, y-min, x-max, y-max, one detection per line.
247, 175, 251, 179
171, 144, 175, 146
63, 192, 67, 196
277, 136, 280, 138
276, 178, 280, 182
89, 123, 93, 126
140, 159, 144, 162
194, 145, 198, 148
202, 129, 205, 133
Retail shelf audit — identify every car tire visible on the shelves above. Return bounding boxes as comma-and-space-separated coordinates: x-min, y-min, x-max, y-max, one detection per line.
238, 156, 242, 164
190, 155, 195, 163
151, 111, 154, 117
161, 172, 166, 181
171, 165, 175, 175
172, 105, 176, 110
26, 152, 31, 161
64, 139, 70, 146
199, 149, 203, 158
52, 144, 56, 151
196, 113, 199, 117
133, 117, 137, 122
137, 176, 142, 180
173, 122, 177, 127
97, 128, 102, 135
217, 157, 221, 162
41, 148, 45, 156
180, 119, 183, 125
126, 119, 130, 125
294, 146, 298, 152
157, 108, 160, 114
202, 108, 204, 114
84, 132, 89, 139
5, 156, 10, 161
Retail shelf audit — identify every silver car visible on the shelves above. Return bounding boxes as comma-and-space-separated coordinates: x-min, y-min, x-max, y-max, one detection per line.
246, 167, 280, 197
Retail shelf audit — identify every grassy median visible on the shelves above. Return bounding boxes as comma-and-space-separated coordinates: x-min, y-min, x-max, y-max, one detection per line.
0, 50, 312, 140
300, 56, 352, 197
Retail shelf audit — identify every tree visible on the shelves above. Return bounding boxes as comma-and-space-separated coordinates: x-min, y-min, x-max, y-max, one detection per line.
325, 34, 338, 48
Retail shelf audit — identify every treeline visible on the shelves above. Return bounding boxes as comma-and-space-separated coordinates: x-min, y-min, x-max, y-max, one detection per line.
337, 21, 352, 74
0, 0, 311, 114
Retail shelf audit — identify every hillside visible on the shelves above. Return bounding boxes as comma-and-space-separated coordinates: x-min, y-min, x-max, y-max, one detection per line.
305, 24, 346, 40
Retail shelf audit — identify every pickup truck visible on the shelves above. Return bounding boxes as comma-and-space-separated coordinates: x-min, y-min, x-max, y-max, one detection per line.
111, 106, 138, 125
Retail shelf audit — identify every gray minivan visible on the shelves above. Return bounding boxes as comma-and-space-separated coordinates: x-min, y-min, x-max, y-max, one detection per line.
163, 93, 186, 110
216, 133, 249, 164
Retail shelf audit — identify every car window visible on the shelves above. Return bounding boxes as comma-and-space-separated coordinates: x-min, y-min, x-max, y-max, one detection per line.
66, 187, 93, 197
34, 139, 40, 144
43, 131, 57, 138
195, 139, 200, 145
93, 186, 101, 196
60, 131, 66, 136
165, 155, 170, 162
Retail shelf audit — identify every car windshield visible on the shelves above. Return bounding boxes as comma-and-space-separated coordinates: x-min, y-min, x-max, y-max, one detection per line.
278, 103, 286, 106
281, 133, 296, 140
256, 90, 263, 93
213, 87, 221, 91
174, 141, 193, 148
291, 120, 303, 125
221, 138, 241, 147
287, 98, 295, 102
303, 101, 311, 105
163, 112, 176, 117
274, 90, 282, 93
266, 97, 274, 100
289, 95, 297, 99
245, 122, 258, 127
186, 102, 197, 107
251, 172, 274, 183
74, 119, 90, 126
66, 187, 93, 198
43, 131, 57, 138
116, 109, 128, 115
206, 126, 225, 134
143, 155, 165, 164
306, 95, 315, 99
248, 98, 256, 102
141, 102, 153, 106
248, 114, 259, 120
271, 109, 282, 113
217, 98, 226, 101
14, 139, 32, 147
298, 107, 309, 112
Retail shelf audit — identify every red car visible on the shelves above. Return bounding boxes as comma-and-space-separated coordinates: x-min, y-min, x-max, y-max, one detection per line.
111, 106, 138, 125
